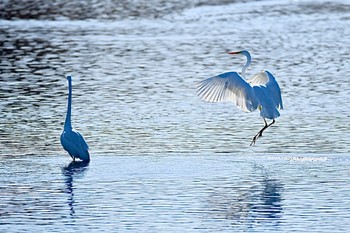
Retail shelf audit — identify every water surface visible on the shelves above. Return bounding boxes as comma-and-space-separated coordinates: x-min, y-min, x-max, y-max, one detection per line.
1, 154, 349, 232
0, 0, 350, 232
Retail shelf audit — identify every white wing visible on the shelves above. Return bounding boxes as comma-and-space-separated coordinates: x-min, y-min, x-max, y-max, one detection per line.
196, 72, 258, 112
248, 70, 283, 110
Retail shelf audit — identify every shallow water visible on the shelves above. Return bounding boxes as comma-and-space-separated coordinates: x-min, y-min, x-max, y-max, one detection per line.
1, 154, 349, 233
1, 0, 350, 232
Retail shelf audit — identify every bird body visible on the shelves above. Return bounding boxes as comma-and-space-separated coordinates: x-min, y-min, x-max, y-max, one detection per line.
197, 50, 283, 145
61, 76, 90, 162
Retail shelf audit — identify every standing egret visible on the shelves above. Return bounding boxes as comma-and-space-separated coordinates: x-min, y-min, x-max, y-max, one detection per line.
197, 50, 283, 146
61, 76, 90, 162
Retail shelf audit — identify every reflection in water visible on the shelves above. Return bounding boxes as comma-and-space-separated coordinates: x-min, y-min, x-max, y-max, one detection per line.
208, 166, 283, 229
249, 164, 283, 223
250, 178, 283, 221
62, 161, 89, 216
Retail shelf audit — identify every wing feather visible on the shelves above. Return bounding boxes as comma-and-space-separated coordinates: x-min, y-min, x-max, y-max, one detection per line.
197, 72, 258, 112
248, 70, 283, 110
76, 131, 89, 150
61, 129, 89, 161
265, 70, 283, 110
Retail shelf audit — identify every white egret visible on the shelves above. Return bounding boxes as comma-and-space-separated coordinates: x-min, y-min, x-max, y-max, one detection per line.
197, 50, 283, 146
61, 76, 90, 162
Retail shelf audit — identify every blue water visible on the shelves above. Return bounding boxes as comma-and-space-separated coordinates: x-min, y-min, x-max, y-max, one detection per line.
1, 154, 349, 233
1, 0, 350, 232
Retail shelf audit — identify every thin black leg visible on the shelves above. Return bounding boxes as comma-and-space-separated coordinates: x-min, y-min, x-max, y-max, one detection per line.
250, 119, 275, 146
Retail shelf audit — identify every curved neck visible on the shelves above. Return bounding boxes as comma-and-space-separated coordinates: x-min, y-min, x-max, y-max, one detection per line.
241, 50, 251, 78
64, 79, 72, 130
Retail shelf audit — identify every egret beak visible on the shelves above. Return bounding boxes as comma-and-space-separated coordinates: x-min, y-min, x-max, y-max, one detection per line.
228, 51, 241, 55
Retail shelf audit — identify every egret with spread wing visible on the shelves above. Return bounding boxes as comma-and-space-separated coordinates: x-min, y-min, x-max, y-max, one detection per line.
61, 76, 90, 162
197, 50, 283, 146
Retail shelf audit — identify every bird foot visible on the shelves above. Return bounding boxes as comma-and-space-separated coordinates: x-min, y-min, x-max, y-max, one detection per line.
249, 119, 275, 146
250, 132, 263, 146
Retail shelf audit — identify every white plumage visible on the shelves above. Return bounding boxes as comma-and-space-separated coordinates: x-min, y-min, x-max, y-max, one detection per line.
61, 76, 90, 162
196, 50, 283, 145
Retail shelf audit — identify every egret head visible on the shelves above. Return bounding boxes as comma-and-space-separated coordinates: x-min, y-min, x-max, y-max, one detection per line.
228, 50, 251, 59
227, 50, 251, 77
228, 51, 241, 55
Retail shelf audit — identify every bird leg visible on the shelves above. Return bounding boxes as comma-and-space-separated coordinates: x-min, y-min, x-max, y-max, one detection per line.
250, 119, 275, 146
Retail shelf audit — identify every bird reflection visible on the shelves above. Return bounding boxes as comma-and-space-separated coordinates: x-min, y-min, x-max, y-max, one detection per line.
208, 168, 283, 227
62, 161, 89, 216
250, 178, 283, 221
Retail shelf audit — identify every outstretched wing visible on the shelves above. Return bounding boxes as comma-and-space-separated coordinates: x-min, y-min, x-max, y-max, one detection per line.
196, 71, 258, 112
248, 70, 283, 110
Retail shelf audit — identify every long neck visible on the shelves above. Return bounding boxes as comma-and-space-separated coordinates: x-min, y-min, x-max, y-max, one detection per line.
241, 51, 251, 78
64, 79, 72, 130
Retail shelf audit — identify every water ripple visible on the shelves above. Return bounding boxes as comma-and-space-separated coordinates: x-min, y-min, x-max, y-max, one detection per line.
1, 1, 350, 230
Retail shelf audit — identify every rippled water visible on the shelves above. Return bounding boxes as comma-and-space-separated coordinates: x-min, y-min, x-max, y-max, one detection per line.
1, 154, 350, 232
1, 0, 350, 232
